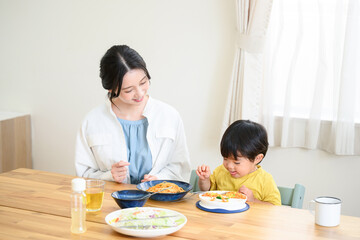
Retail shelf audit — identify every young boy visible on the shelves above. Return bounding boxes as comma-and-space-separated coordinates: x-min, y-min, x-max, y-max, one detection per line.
197, 120, 281, 205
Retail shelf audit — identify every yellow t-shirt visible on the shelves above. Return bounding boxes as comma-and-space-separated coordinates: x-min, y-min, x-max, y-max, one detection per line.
209, 165, 281, 205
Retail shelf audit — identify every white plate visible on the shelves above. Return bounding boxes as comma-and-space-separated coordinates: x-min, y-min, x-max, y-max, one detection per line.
199, 191, 247, 210
105, 207, 187, 238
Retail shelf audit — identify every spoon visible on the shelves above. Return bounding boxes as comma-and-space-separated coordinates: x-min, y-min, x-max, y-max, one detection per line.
138, 186, 172, 200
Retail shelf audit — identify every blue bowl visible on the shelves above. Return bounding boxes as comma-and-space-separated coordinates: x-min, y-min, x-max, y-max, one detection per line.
136, 180, 193, 201
111, 190, 151, 209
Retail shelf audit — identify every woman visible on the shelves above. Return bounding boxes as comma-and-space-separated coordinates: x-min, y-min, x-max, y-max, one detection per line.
75, 45, 191, 184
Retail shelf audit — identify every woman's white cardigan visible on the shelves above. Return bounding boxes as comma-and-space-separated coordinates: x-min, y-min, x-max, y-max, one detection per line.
75, 97, 191, 183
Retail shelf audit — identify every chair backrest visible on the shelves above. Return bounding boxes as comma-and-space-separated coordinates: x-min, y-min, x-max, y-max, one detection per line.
189, 170, 200, 192
278, 184, 305, 209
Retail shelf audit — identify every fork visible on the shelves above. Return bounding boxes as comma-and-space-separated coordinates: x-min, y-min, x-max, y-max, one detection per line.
172, 191, 206, 202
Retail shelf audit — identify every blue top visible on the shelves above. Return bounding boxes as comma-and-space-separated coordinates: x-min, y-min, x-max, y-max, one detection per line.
117, 118, 152, 184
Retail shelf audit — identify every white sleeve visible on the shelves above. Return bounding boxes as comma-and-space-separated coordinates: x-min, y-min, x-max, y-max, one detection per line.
74, 124, 114, 181
154, 117, 191, 182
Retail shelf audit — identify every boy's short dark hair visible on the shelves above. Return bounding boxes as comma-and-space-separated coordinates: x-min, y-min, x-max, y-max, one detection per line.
220, 120, 269, 163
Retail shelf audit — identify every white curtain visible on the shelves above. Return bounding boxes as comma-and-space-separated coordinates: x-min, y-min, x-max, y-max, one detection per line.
261, 0, 360, 155
223, 0, 273, 132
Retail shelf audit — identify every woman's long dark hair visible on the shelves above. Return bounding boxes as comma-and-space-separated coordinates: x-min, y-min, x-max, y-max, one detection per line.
220, 120, 269, 163
99, 45, 151, 104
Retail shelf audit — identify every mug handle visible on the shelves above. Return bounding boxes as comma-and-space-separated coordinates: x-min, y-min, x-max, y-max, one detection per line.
308, 199, 315, 215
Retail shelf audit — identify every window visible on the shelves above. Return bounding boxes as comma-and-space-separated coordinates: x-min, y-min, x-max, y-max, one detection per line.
259, 0, 360, 155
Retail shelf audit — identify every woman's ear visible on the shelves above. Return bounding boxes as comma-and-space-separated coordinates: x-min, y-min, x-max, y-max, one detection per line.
109, 90, 117, 97
254, 154, 264, 165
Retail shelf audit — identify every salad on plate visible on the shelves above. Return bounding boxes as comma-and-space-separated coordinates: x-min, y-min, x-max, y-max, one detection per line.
106, 207, 187, 237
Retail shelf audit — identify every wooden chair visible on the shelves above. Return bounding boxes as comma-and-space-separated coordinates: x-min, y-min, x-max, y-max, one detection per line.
277, 184, 305, 209
189, 169, 306, 209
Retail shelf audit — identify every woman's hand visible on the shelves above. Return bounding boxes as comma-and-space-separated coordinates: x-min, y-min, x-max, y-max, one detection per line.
111, 161, 130, 183
238, 185, 255, 202
196, 164, 211, 180
141, 174, 158, 182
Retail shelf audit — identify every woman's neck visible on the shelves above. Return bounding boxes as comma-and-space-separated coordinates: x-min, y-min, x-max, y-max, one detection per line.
111, 95, 149, 121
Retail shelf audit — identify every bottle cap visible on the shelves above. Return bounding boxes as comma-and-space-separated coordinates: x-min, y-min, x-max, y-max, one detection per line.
72, 178, 86, 192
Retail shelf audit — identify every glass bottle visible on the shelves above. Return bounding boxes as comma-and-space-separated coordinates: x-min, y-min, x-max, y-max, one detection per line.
71, 178, 87, 234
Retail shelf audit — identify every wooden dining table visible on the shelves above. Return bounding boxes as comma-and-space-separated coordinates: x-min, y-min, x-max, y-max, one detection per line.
0, 168, 359, 240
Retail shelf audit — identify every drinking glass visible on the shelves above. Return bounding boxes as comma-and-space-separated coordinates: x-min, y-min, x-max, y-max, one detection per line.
85, 179, 105, 212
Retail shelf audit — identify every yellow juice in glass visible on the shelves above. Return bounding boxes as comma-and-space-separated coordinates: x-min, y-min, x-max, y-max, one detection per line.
85, 179, 105, 212
86, 188, 104, 212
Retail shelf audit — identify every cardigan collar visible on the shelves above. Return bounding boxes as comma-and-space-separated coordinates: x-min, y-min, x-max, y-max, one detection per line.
106, 95, 153, 120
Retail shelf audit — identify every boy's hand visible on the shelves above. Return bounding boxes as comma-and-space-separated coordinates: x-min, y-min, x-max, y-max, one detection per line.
196, 164, 211, 180
111, 161, 130, 183
239, 185, 255, 202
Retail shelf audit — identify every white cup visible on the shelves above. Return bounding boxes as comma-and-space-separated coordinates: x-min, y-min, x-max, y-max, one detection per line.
309, 196, 341, 227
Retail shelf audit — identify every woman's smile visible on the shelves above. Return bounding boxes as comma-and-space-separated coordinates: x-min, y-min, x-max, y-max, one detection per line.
133, 96, 144, 102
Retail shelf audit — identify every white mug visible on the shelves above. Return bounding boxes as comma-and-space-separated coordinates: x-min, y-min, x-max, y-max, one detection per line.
309, 196, 341, 227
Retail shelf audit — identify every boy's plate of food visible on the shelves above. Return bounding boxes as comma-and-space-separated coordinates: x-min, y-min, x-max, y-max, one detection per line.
106, 207, 187, 238
197, 191, 249, 213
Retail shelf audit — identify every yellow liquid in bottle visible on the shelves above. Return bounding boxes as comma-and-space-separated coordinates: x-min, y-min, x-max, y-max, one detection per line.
86, 190, 104, 212
71, 208, 86, 234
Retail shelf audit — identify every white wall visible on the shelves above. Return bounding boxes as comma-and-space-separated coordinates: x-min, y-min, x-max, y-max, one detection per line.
263, 147, 360, 218
1, 0, 359, 218
0, 0, 236, 174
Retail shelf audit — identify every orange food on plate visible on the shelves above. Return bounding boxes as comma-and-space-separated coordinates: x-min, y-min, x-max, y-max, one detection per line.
201, 191, 246, 202
146, 181, 185, 193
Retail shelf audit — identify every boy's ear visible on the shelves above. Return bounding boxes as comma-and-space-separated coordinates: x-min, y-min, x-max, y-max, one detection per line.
254, 154, 264, 165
